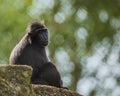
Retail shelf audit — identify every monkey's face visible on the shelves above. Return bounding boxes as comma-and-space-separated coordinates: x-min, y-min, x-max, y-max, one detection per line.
37, 28, 49, 46
27, 21, 49, 46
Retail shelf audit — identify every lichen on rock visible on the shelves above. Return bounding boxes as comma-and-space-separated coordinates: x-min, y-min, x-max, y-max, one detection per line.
33, 85, 82, 96
0, 65, 33, 96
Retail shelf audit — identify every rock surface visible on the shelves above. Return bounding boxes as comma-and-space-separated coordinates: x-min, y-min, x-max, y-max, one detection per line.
33, 85, 82, 96
0, 65, 82, 96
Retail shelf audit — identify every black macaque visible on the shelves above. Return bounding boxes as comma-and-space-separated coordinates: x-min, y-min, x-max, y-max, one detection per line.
9, 21, 67, 88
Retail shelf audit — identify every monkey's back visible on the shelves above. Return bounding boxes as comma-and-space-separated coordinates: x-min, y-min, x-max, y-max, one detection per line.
9, 36, 48, 69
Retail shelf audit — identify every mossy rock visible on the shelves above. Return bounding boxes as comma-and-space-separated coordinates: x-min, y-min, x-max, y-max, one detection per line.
0, 78, 17, 96
0, 65, 33, 96
33, 85, 82, 96
0, 65, 82, 96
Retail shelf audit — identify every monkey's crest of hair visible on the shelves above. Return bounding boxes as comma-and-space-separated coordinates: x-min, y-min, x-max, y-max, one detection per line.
26, 21, 45, 33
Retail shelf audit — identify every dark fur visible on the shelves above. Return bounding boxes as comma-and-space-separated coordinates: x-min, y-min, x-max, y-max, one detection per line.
9, 21, 63, 88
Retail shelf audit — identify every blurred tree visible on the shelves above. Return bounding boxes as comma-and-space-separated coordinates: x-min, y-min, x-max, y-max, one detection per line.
0, 0, 120, 96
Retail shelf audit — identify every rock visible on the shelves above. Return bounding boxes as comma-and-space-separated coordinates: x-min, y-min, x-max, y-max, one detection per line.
0, 65, 82, 96
0, 65, 33, 96
33, 85, 82, 96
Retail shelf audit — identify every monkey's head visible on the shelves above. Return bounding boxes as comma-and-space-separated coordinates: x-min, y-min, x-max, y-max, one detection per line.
27, 21, 49, 46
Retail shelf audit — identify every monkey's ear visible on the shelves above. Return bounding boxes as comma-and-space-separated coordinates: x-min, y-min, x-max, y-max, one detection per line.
27, 32, 32, 44
28, 32, 32, 36
28, 32, 35, 39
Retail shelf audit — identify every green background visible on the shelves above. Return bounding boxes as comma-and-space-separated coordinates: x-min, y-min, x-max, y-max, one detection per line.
0, 0, 120, 96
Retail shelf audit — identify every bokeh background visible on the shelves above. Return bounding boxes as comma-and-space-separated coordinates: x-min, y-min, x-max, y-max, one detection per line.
0, 0, 120, 96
